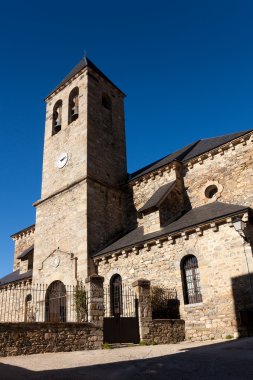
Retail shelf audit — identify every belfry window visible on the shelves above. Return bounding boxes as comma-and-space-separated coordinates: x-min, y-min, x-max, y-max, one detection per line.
68, 87, 79, 124
52, 100, 62, 135
181, 255, 202, 305
102, 93, 112, 110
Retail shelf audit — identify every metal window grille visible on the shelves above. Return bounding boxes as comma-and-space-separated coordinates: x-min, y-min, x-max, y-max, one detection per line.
182, 255, 202, 304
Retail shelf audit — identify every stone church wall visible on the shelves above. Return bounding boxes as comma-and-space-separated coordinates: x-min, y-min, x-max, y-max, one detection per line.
97, 222, 253, 341
184, 137, 253, 209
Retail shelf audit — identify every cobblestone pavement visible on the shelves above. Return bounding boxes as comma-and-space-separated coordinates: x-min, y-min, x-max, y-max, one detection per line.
1, 337, 253, 379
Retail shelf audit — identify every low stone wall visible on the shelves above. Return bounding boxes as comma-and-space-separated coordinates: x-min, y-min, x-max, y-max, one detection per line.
0, 322, 102, 357
146, 319, 185, 344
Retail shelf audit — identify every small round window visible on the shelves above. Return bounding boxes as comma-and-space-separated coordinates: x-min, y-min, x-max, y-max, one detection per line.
205, 185, 218, 199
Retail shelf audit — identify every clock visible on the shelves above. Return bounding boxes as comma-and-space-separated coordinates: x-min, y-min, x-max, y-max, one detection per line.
56, 152, 68, 169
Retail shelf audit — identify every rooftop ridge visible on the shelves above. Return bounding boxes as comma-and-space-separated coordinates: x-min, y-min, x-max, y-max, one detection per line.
46, 57, 125, 99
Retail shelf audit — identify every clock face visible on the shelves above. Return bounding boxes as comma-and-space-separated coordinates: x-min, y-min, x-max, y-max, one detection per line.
56, 152, 68, 169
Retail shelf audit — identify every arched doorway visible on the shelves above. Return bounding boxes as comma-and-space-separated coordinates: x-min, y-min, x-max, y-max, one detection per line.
45, 281, 66, 322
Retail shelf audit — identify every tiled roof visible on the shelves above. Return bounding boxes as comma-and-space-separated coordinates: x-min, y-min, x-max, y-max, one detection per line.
129, 130, 253, 181
0, 269, 32, 286
46, 57, 125, 98
17, 245, 34, 260
94, 202, 249, 256
138, 181, 176, 213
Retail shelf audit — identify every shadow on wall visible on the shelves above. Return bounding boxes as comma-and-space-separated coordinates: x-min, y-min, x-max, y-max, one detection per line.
232, 272, 253, 337
1, 338, 253, 380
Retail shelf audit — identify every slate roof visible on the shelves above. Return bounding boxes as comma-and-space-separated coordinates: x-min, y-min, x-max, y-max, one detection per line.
0, 269, 32, 286
138, 181, 176, 213
130, 130, 253, 181
129, 141, 199, 180
46, 57, 125, 99
17, 245, 34, 260
94, 202, 249, 256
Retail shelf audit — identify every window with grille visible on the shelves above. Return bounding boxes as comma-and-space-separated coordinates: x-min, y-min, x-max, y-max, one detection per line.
181, 255, 202, 304
110, 274, 123, 316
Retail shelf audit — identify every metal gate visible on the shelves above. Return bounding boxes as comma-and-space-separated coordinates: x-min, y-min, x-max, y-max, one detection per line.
45, 281, 67, 322
103, 278, 140, 344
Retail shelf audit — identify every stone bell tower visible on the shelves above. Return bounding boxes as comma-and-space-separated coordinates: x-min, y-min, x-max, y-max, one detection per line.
32, 57, 128, 285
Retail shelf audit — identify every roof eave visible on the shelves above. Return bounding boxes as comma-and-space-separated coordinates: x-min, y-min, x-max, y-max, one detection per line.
93, 207, 249, 258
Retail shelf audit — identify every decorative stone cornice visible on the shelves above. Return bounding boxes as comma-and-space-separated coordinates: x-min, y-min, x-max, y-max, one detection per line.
11, 225, 35, 241
130, 162, 181, 188
93, 211, 248, 266
185, 132, 253, 170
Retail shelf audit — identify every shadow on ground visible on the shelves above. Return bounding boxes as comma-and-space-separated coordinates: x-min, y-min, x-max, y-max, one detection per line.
1, 338, 253, 380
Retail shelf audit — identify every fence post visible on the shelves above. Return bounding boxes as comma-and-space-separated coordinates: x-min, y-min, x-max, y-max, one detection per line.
132, 279, 152, 343
85, 274, 104, 327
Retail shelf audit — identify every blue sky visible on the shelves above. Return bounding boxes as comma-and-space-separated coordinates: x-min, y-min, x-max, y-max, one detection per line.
0, 0, 253, 277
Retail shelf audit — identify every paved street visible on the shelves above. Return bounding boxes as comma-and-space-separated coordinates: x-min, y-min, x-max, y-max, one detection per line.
1, 337, 253, 379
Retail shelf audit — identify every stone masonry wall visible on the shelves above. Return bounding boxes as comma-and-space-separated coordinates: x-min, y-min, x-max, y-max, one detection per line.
0, 322, 102, 357
132, 168, 177, 214
184, 137, 253, 210
97, 222, 253, 341
149, 320, 185, 344
87, 180, 128, 256
33, 181, 88, 283
86, 67, 128, 256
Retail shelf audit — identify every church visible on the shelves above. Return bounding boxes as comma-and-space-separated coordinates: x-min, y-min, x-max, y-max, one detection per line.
1, 57, 253, 341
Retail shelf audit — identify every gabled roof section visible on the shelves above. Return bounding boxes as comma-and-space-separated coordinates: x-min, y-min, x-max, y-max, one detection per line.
182, 130, 252, 162
46, 57, 125, 99
138, 181, 176, 213
94, 202, 249, 256
129, 129, 253, 181
17, 245, 34, 260
11, 224, 35, 239
129, 141, 199, 181
0, 269, 32, 286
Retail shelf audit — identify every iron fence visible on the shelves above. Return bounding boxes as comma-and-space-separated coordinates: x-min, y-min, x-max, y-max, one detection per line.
104, 284, 137, 318
151, 287, 180, 319
0, 282, 88, 323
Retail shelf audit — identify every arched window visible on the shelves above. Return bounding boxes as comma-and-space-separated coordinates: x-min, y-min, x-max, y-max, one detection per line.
24, 294, 32, 322
102, 93, 112, 110
68, 87, 79, 124
52, 100, 62, 135
181, 255, 202, 304
45, 281, 66, 322
110, 274, 123, 316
